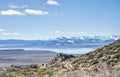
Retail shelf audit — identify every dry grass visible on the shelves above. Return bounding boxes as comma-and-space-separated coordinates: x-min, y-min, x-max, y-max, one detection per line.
52, 68, 120, 77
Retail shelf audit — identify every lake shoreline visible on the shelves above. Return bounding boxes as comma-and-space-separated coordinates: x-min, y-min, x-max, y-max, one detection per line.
0, 47, 95, 67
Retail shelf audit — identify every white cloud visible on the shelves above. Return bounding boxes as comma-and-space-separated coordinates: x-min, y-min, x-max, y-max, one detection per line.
1, 32, 12, 36
13, 32, 21, 36
0, 9, 25, 16
25, 9, 48, 15
54, 31, 88, 35
8, 5, 29, 9
55, 31, 60, 34
0, 29, 5, 32
1, 32, 21, 36
78, 32, 88, 35
47, 0, 60, 6
0, 9, 48, 16
0, 28, 21, 36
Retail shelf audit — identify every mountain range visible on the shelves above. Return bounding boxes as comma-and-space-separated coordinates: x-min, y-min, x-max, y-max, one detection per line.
0, 38, 120, 77
0, 35, 120, 48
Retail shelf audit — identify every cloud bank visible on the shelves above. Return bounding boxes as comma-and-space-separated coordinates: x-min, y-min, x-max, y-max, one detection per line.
25, 9, 48, 15
0, 9, 48, 16
0, 9, 25, 16
0, 28, 21, 36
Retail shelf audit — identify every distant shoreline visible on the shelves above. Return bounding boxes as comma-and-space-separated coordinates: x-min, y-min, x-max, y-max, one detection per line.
0, 49, 25, 51
0, 50, 57, 68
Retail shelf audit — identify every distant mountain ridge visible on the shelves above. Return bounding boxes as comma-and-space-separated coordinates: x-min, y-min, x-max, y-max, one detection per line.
0, 35, 120, 48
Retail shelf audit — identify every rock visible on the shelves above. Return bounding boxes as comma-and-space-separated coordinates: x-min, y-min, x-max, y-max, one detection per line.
11, 65, 25, 69
49, 53, 75, 65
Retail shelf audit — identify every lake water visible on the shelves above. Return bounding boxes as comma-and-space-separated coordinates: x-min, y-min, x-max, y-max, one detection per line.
36, 48, 95, 54
0, 48, 96, 67
0, 47, 96, 54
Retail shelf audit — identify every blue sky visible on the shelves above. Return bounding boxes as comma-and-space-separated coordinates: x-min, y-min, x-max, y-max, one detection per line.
0, 0, 120, 39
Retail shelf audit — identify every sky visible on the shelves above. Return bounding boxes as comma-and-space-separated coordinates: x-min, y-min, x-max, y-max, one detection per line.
0, 0, 120, 40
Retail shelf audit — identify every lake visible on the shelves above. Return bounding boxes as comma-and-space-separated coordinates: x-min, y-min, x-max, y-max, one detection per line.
30, 48, 95, 54
0, 48, 96, 67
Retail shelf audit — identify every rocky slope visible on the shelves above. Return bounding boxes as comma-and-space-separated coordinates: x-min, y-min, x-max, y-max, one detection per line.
0, 39, 120, 77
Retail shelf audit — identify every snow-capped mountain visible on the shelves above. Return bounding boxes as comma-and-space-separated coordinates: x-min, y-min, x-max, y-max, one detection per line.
0, 35, 120, 48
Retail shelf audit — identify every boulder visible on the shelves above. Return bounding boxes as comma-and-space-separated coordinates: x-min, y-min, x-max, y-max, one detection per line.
49, 53, 75, 64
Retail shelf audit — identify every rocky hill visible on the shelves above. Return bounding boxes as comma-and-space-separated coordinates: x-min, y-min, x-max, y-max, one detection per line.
0, 39, 120, 77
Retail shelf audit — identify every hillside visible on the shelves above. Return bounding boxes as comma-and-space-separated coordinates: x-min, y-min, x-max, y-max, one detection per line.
0, 39, 120, 77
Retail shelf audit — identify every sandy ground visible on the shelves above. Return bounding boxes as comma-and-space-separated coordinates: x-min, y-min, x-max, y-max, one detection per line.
0, 50, 57, 67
